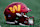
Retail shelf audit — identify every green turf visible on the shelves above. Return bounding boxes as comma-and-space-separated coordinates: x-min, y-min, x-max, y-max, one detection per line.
0, 0, 40, 27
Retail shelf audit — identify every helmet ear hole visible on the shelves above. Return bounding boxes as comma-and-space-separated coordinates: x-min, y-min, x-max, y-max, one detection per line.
8, 14, 11, 17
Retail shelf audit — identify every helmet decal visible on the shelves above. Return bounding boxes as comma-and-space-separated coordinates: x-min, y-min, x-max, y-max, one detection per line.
9, 5, 21, 13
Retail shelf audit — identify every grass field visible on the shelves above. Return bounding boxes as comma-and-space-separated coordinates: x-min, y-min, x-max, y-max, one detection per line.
0, 0, 40, 27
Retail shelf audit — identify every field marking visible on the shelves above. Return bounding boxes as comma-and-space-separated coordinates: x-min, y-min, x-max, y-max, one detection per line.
0, 25, 1, 27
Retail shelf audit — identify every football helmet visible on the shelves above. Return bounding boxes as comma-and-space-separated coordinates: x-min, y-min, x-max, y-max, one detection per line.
4, 2, 34, 25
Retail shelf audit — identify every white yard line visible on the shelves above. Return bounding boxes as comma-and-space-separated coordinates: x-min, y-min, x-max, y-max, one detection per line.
0, 25, 1, 27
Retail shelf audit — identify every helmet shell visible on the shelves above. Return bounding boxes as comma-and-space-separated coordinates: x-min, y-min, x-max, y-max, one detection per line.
4, 2, 31, 22
4, 2, 28, 13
